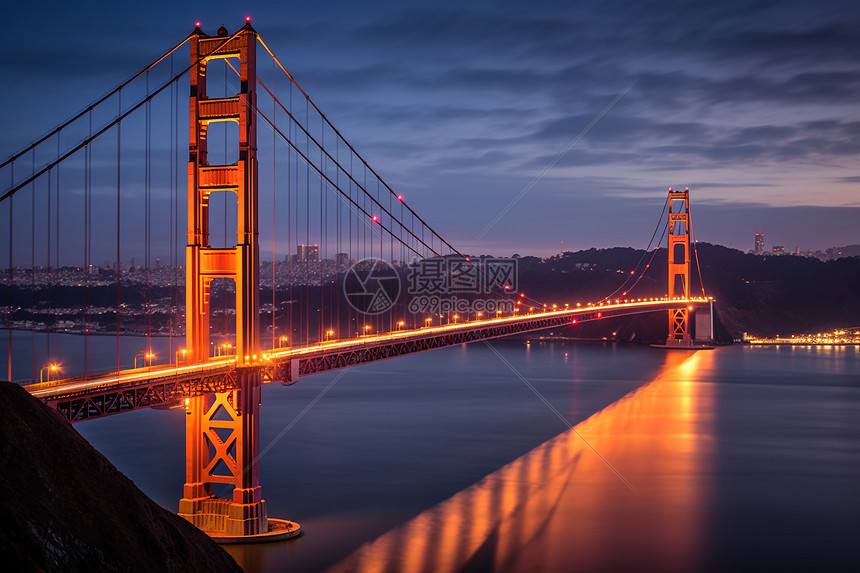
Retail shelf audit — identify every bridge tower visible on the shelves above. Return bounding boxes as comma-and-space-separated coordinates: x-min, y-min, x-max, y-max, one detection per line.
666, 187, 692, 346
178, 22, 269, 537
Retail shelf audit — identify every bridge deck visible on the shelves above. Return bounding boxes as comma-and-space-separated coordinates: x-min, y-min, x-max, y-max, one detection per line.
23, 299, 709, 421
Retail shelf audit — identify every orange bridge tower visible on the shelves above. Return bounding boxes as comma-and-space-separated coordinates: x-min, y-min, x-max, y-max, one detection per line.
178, 22, 277, 538
666, 187, 692, 346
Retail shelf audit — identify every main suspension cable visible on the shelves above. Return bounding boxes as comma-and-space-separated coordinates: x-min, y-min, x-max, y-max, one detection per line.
1, 29, 243, 203
1, 33, 194, 170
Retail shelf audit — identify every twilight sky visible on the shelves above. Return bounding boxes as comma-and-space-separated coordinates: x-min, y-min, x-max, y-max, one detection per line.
2, 0, 859, 256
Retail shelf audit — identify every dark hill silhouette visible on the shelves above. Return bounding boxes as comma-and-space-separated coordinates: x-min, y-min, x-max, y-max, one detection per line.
0, 382, 241, 573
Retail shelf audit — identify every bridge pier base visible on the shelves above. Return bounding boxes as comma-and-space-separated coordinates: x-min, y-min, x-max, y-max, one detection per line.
225, 486, 267, 536
178, 370, 300, 542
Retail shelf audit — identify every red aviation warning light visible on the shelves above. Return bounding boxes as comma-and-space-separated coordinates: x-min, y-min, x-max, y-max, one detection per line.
195, 21, 202, 28
245, 16, 252, 22
371, 214, 379, 223
397, 194, 403, 201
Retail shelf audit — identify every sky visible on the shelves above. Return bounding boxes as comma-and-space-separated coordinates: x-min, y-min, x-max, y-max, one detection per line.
2, 0, 859, 257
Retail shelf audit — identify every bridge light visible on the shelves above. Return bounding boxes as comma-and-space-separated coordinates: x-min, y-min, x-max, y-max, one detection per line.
504, 284, 511, 290
245, 16, 252, 22
572, 319, 577, 324
371, 214, 379, 222
597, 312, 602, 318
397, 194, 403, 201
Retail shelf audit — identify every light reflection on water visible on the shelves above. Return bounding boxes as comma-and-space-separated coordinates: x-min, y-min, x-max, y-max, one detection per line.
327, 351, 715, 573
6, 332, 859, 571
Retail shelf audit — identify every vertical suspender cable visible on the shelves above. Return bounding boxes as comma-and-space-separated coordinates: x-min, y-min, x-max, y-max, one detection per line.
145, 70, 152, 359
320, 118, 324, 342
55, 137, 60, 364
116, 90, 122, 371
46, 164, 51, 364
272, 57, 276, 350
168, 54, 175, 358
85, 110, 92, 375
305, 98, 310, 345
287, 81, 292, 349
30, 151, 35, 379
6, 166, 12, 382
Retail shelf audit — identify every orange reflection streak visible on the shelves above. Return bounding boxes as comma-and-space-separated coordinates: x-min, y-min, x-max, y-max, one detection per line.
327, 350, 716, 573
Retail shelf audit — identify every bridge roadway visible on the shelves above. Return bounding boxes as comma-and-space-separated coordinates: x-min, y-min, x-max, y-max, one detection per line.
24, 298, 709, 422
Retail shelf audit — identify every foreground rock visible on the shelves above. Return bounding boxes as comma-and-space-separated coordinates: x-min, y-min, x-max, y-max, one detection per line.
0, 381, 241, 572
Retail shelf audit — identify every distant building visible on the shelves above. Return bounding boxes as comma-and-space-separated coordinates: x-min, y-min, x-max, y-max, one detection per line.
772, 245, 785, 256
335, 252, 350, 266
296, 244, 319, 262
754, 233, 765, 255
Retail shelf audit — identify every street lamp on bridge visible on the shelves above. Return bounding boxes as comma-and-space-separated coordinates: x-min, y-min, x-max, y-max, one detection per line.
39, 363, 60, 383
134, 351, 155, 369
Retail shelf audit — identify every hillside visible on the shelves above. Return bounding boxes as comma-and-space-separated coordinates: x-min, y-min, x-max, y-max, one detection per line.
513, 243, 860, 339
0, 382, 241, 573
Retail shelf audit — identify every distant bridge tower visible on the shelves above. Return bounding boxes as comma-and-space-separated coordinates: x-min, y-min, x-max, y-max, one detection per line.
666, 187, 692, 345
178, 22, 270, 537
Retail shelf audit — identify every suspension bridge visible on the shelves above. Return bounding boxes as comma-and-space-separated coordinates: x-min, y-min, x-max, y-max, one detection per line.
1, 20, 711, 541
